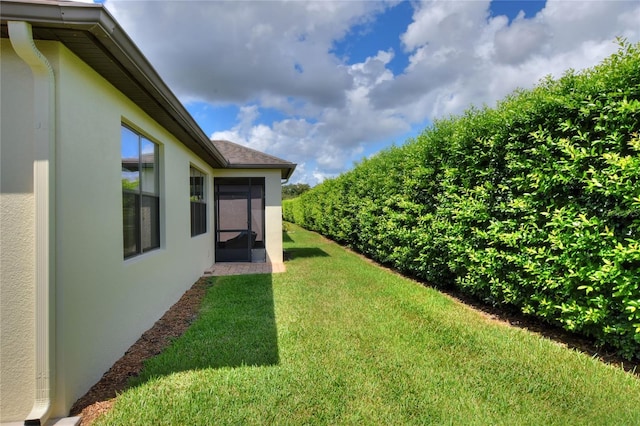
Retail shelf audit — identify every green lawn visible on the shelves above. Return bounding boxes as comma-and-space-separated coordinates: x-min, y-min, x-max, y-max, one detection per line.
97, 223, 640, 425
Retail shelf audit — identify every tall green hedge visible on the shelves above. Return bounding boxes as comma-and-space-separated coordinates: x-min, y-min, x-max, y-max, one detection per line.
284, 41, 640, 359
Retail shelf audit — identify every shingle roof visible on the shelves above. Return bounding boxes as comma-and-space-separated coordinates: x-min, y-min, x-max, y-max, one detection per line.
212, 140, 296, 180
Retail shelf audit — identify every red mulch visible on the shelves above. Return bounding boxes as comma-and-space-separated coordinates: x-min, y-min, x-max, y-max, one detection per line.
69, 277, 211, 425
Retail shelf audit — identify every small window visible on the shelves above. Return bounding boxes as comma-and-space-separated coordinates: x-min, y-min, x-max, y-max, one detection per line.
190, 166, 207, 236
122, 125, 160, 258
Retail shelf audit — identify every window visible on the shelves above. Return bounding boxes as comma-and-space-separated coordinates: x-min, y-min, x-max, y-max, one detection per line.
190, 166, 207, 236
121, 125, 160, 258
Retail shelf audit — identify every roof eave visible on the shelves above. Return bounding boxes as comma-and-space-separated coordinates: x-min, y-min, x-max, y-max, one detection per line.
0, 0, 228, 169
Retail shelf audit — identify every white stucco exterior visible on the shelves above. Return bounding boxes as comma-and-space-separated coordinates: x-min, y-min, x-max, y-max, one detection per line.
1, 37, 40, 422
54, 40, 221, 416
1, 37, 209, 419
1, 26, 289, 423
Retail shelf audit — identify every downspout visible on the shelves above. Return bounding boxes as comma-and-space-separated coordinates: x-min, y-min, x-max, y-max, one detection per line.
8, 21, 56, 426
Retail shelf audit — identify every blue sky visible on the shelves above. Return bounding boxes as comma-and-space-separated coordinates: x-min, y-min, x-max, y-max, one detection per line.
96, 0, 640, 185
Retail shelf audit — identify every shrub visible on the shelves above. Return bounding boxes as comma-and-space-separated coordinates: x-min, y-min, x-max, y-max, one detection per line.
285, 40, 640, 359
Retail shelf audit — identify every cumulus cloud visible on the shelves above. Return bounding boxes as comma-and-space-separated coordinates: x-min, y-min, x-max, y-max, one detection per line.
371, 0, 640, 122
104, 0, 640, 185
493, 13, 549, 65
105, 0, 389, 108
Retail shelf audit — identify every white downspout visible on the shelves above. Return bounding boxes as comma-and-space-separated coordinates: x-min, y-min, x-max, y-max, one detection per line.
8, 21, 56, 426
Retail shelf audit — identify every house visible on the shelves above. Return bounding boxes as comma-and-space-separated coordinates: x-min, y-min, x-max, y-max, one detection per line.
0, 0, 295, 424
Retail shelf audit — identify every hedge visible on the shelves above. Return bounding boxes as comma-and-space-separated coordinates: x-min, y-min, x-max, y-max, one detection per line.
284, 40, 640, 360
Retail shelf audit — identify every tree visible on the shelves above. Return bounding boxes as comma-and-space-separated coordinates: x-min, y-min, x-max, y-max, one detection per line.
282, 183, 311, 200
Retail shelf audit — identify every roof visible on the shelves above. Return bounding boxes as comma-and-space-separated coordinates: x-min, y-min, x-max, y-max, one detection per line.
0, 0, 296, 180
212, 140, 296, 180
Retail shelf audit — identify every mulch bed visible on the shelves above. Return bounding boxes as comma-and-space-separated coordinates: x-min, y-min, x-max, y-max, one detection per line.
69, 277, 212, 425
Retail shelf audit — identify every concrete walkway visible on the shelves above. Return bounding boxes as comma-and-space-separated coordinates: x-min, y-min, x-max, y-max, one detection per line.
203, 262, 286, 277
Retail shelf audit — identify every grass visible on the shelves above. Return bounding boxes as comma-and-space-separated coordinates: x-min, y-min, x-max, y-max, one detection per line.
97, 223, 640, 425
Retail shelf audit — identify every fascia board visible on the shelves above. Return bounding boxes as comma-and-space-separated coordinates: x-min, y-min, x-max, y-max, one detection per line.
1, 0, 228, 169
225, 163, 297, 180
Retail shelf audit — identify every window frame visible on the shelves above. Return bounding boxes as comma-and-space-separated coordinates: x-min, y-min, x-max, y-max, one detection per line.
121, 124, 161, 259
190, 165, 207, 237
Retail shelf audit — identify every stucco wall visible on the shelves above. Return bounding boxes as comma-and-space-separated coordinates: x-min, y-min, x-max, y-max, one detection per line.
1, 35, 286, 422
52, 42, 216, 416
1, 38, 217, 421
0, 38, 38, 422
213, 169, 284, 264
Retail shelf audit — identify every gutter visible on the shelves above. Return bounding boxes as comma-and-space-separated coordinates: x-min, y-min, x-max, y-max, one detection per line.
8, 21, 56, 426
1, 0, 228, 169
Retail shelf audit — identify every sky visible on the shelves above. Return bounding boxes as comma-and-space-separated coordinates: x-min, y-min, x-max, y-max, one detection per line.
86, 0, 640, 185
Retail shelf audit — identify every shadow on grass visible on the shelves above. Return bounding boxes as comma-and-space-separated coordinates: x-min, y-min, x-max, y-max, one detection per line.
283, 231, 294, 243
286, 247, 330, 259
131, 274, 279, 385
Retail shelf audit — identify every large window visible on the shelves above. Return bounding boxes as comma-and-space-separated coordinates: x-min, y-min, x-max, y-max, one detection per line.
121, 125, 160, 258
190, 166, 207, 236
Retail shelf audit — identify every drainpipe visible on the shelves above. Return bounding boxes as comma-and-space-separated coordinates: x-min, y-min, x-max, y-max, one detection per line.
8, 21, 56, 426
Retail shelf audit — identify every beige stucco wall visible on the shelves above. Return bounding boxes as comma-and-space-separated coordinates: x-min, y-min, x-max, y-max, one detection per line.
213, 169, 284, 265
0, 38, 38, 422
1, 38, 220, 421
53, 42, 218, 417
1, 35, 286, 422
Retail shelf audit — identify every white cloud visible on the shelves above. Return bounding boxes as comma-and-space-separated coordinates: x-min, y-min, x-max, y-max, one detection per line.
402, 0, 490, 53
105, 0, 389, 108
372, 0, 640, 120
349, 49, 395, 87
104, 0, 640, 185
493, 13, 549, 65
